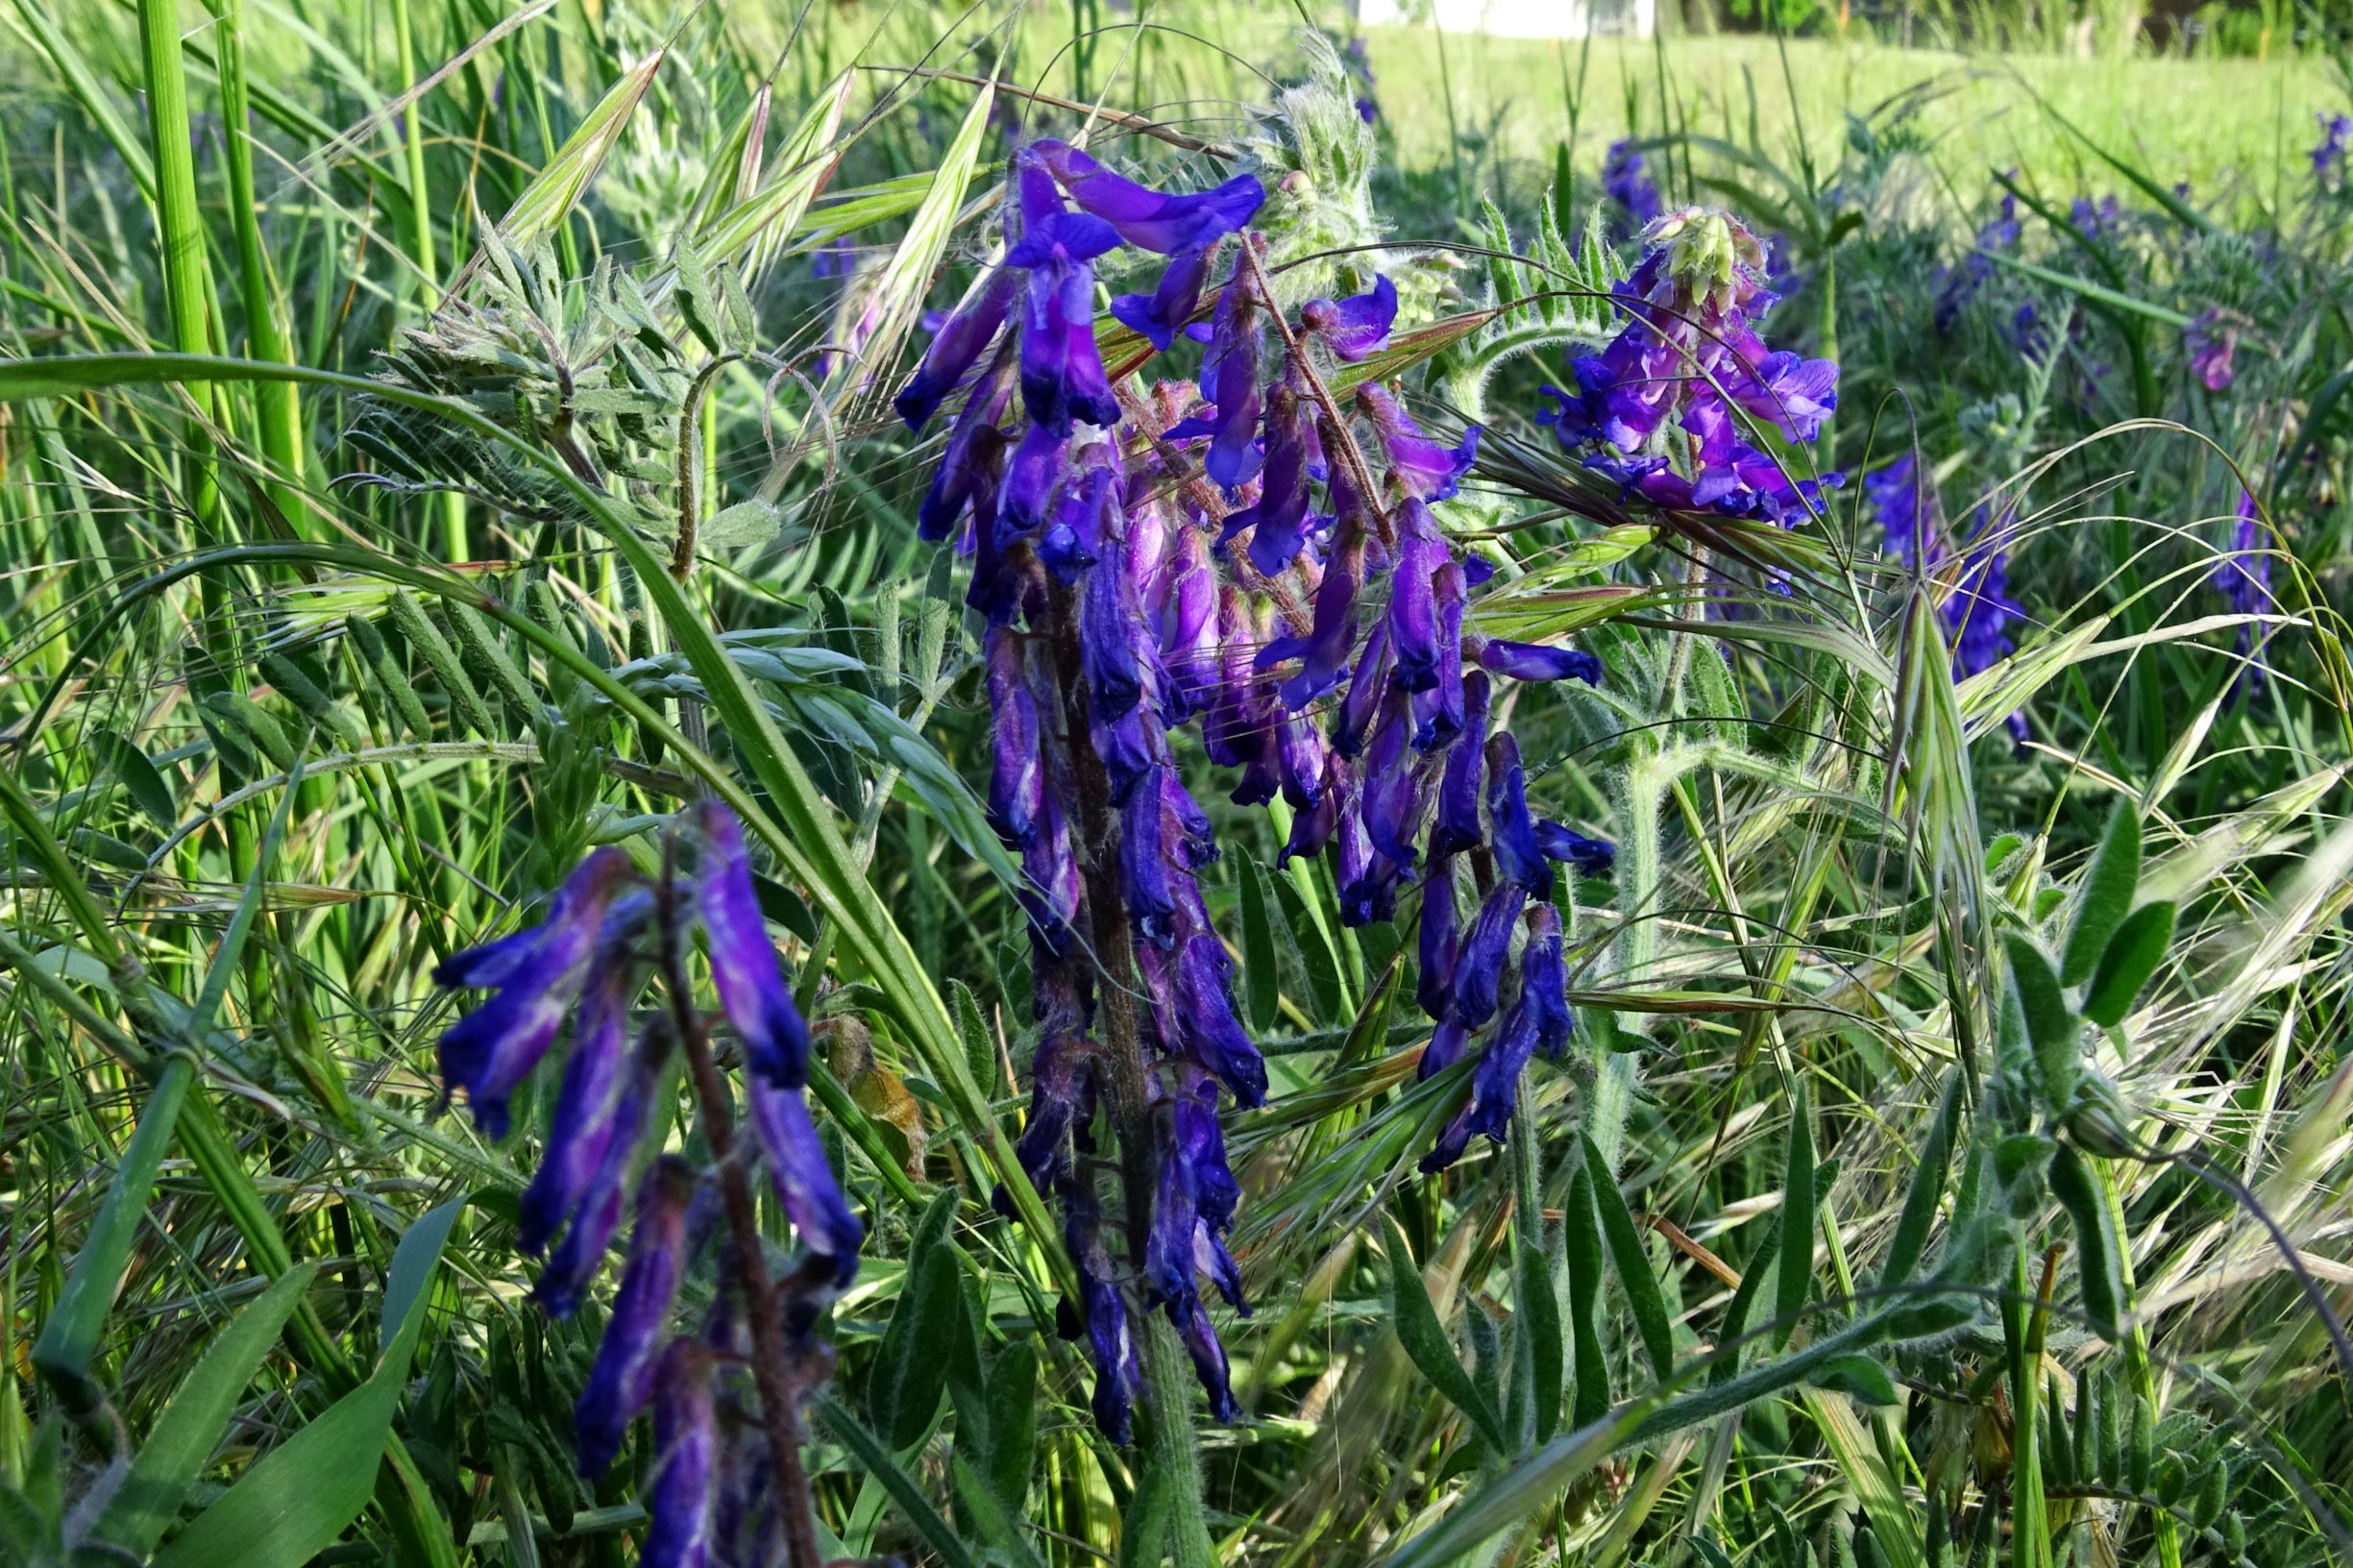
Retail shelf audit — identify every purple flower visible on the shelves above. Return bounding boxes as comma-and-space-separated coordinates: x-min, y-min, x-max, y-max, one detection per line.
693, 802, 812, 1088
1418, 856, 1459, 1021
1418, 1016, 1470, 1080
1223, 381, 1315, 576
1173, 1296, 1241, 1422
1120, 773, 1179, 948
1080, 527, 1147, 723
1013, 1022, 1097, 1195
1064, 1187, 1141, 1444
2213, 490, 2273, 690
1300, 276, 1398, 361
1452, 881, 1528, 1031
1171, 934, 1267, 1107
536, 1059, 650, 1317
1518, 903, 1573, 1061
1021, 791, 1083, 950
2185, 309, 2236, 392
985, 627, 1043, 845
895, 263, 1019, 431
1429, 672, 1489, 858
639, 1346, 717, 1568
1422, 976, 1541, 1173
518, 967, 636, 1256
746, 1073, 865, 1288
1534, 821, 1616, 875
1260, 526, 1366, 711
1386, 498, 1450, 694
1604, 138, 1663, 230
1933, 188, 2019, 333
1484, 732, 1553, 897
436, 847, 638, 1139
1358, 692, 1429, 871
1030, 140, 1264, 255
1157, 526, 1223, 722
1145, 1069, 1246, 1314
1112, 240, 1216, 353
1358, 383, 1478, 502
1334, 621, 1393, 758
574, 1157, 696, 1477
1866, 453, 1929, 566
1477, 639, 1603, 685
917, 343, 1017, 542
1007, 209, 1124, 436
2315, 112, 2352, 181
1198, 270, 1263, 491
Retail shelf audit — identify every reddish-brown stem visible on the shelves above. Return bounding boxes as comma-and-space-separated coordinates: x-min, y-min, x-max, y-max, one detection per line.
655, 845, 825, 1568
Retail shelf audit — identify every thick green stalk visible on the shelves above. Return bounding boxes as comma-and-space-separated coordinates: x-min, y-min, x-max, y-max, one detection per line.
136, 0, 225, 558
208, 0, 312, 535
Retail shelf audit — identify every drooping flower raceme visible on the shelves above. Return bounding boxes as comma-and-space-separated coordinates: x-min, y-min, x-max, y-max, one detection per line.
1933, 184, 2021, 333
434, 802, 861, 1564
1540, 208, 1842, 527
2316, 112, 2352, 186
897, 136, 1623, 1436
2212, 488, 2273, 693
1603, 138, 1664, 232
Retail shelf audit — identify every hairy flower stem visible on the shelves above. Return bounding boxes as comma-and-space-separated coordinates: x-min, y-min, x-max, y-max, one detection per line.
1594, 751, 1661, 1174
655, 849, 825, 1568
1040, 577, 1216, 1568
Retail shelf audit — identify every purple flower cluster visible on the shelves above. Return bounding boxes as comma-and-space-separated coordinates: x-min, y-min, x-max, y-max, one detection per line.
434, 802, 861, 1562
1539, 208, 1841, 527
898, 137, 1620, 1432
2213, 489, 2273, 693
1603, 139, 1664, 232
2184, 308, 2237, 392
1866, 453, 2027, 741
1343, 36, 1379, 125
1932, 186, 2021, 334
2316, 112, 2352, 184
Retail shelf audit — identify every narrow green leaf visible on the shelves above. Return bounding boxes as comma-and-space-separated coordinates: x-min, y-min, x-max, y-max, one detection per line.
2062, 803, 2143, 987
1382, 1216, 1506, 1453
92, 1265, 320, 1556
152, 1196, 459, 1568
1880, 1068, 1963, 1292
1515, 1241, 1562, 1445
1562, 1165, 1609, 1428
2004, 935, 2077, 1115
812, 1394, 979, 1568
94, 727, 177, 825
1581, 1134, 1674, 1384
2081, 902, 2175, 1029
1776, 1082, 1816, 1349
869, 1190, 961, 1449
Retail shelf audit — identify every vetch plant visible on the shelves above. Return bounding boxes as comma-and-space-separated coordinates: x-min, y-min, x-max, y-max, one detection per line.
435, 801, 861, 1568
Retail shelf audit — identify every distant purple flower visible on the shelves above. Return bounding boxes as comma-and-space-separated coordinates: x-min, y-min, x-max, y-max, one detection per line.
1933, 187, 2018, 333
1300, 276, 1398, 361
2070, 194, 2121, 244
1865, 453, 1929, 565
2184, 309, 2237, 392
2315, 112, 2352, 183
1604, 138, 1663, 230
2213, 490, 2273, 694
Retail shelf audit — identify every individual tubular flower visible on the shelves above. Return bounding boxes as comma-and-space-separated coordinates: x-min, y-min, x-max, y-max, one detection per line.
1358, 383, 1478, 502
1063, 1185, 1142, 1444
1483, 732, 1554, 899
1113, 239, 1217, 353
1477, 638, 1604, 686
575, 1157, 697, 1477
1300, 275, 1398, 361
2316, 111, 2352, 184
917, 344, 1017, 543
2213, 489, 2273, 690
1171, 934, 1268, 1108
1197, 268, 1264, 491
535, 1058, 650, 1319
1516, 904, 1574, 1061
895, 262, 1020, 432
1428, 672, 1489, 858
1260, 514, 1367, 711
436, 846, 637, 1139
639, 1346, 718, 1568
746, 1073, 867, 1291
986, 627, 1044, 845
516, 947, 638, 1256
1417, 857, 1459, 1020
1421, 985, 1541, 1173
1030, 140, 1265, 255
1004, 170, 1124, 436
1535, 821, 1617, 875
1224, 380, 1316, 576
695, 800, 812, 1088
